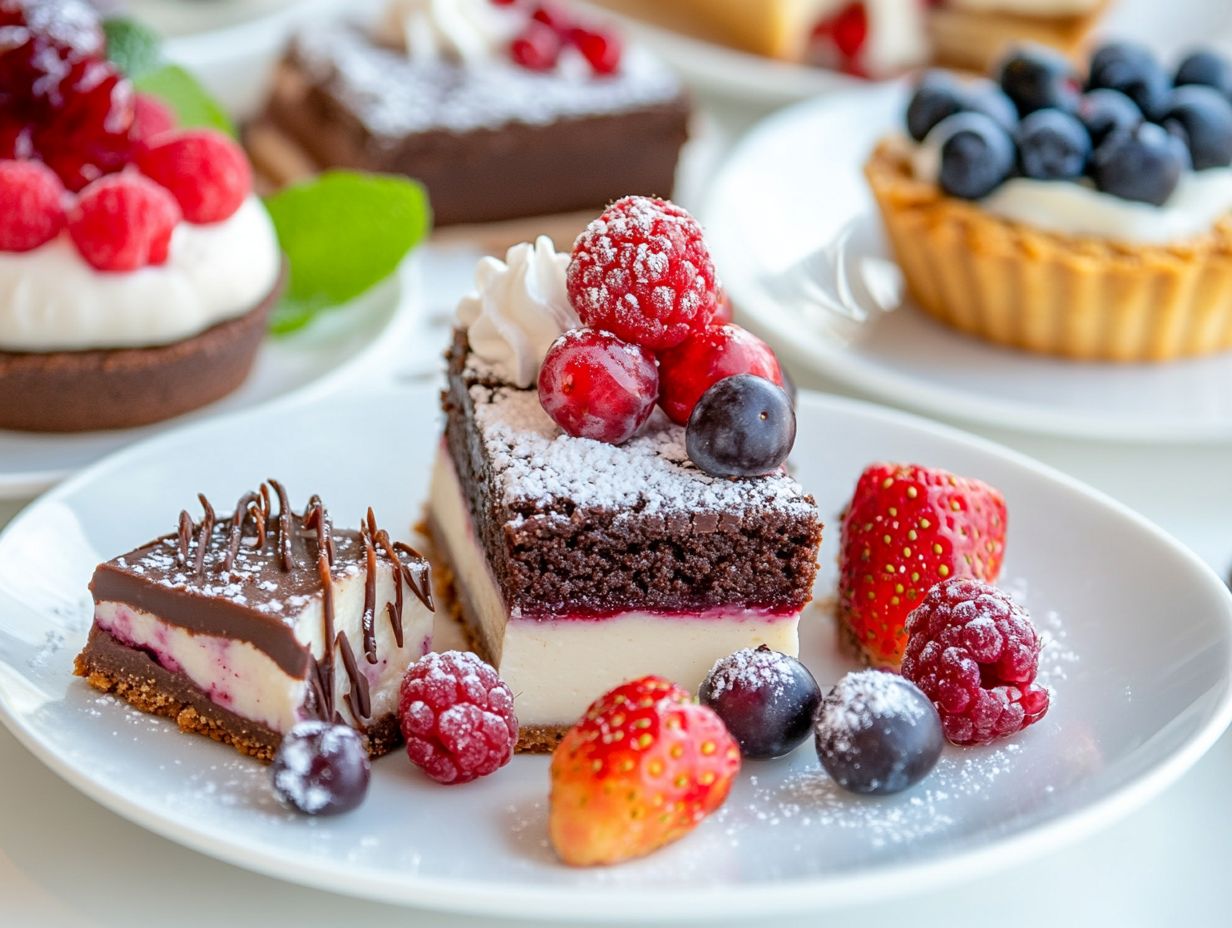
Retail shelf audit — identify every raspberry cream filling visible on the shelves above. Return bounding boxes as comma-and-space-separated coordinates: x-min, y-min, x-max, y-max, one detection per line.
910, 137, 1232, 245
93, 558, 433, 733
428, 445, 801, 729
0, 195, 280, 352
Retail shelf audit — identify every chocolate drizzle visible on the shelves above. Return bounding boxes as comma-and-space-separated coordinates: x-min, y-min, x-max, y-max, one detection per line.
160, 482, 434, 729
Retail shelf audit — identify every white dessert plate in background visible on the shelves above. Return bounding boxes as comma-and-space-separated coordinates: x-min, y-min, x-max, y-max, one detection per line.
0, 260, 419, 500
705, 82, 1232, 443
0, 384, 1229, 919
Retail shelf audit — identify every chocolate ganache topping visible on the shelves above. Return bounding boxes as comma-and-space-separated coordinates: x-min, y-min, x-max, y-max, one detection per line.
91, 481, 433, 728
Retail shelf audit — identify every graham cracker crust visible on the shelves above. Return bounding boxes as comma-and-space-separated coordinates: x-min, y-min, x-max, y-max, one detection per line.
73, 625, 401, 762
419, 516, 569, 755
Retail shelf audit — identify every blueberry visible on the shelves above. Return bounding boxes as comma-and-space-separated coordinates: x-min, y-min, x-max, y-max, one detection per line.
1088, 41, 1171, 120
1078, 89, 1143, 147
814, 671, 944, 796
932, 112, 1015, 200
272, 721, 370, 815
700, 645, 822, 760
1175, 49, 1232, 99
1161, 84, 1232, 170
907, 70, 965, 142
907, 72, 1018, 143
961, 77, 1019, 133
686, 374, 795, 478
1015, 108, 1091, 180
997, 44, 1081, 115
1092, 122, 1185, 205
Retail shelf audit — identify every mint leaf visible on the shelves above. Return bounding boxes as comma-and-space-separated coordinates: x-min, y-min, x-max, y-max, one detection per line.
103, 17, 162, 79
264, 172, 432, 334
134, 65, 235, 136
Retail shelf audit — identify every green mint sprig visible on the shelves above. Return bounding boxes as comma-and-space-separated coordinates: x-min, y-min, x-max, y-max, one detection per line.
263, 173, 433, 334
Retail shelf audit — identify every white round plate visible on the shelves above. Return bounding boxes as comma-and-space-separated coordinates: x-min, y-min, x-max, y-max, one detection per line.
0, 384, 1229, 919
0, 261, 417, 500
705, 80, 1232, 443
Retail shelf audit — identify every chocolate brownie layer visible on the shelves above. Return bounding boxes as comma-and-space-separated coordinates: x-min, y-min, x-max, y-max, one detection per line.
74, 625, 402, 762
0, 265, 283, 433
441, 330, 824, 617
250, 29, 689, 226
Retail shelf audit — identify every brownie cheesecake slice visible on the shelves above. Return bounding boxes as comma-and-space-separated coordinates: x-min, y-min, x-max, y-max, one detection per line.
248, 0, 689, 227
426, 209, 823, 752
75, 484, 434, 761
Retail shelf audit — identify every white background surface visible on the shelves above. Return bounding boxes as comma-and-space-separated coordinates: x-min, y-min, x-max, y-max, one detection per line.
2, 0, 1232, 924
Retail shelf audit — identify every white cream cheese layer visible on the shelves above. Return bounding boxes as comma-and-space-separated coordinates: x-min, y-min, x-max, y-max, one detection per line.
911, 137, 1232, 245
0, 196, 280, 352
428, 446, 800, 728
94, 556, 432, 733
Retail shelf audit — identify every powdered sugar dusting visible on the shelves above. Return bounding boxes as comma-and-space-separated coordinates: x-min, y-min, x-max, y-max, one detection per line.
468, 372, 816, 517
705, 647, 798, 702
814, 670, 927, 745
292, 27, 682, 137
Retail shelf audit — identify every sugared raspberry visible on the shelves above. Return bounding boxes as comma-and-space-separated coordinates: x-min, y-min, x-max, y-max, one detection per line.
573, 29, 622, 75
136, 129, 250, 224
510, 21, 561, 71
67, 172, 181, 271
0, 159, 65, 252
538, 327, 659, 444
657, 323, 784, 425
567, 196, 718, 351
901, 578, 1051, 746
34, 57, 135, 191
398, 651, 518, 785
131, 93, 176, 142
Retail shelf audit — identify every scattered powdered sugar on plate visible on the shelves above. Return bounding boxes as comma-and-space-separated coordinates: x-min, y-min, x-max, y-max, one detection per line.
1004, 574, 1079, 686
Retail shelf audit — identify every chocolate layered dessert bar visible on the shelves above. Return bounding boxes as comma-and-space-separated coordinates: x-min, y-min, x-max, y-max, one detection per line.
248, 0, 690, 227
75, 483, 434, 761
426, 200, 823, 752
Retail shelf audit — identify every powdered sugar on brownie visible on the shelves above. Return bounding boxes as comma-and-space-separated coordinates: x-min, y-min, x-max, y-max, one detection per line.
291, 27, 682, 137
468, 373, 816, 518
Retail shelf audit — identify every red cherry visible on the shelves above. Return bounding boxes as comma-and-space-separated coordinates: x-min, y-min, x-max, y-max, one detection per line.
510, 21, 561, 71
657, 323, 784, 426
538, 327, 660, 445
574, 28, 622, 76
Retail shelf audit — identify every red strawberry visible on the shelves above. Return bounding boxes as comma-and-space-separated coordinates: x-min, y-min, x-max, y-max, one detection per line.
549, 676, 740, 867
837, 463, 1007, 669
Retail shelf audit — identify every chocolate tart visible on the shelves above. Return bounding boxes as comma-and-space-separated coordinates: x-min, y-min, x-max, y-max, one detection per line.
0, 264, 285, 433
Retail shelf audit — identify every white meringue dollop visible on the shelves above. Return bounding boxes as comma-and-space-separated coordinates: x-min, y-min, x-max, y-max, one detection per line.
378, 0, 520, 65
457, 236, 578, 388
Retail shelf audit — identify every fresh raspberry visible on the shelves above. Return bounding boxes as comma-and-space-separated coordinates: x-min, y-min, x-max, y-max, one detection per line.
131, 93, 176, 142
573, 28, 622, 75
901, 578, 1051, 746
567, 196, 719, 351
550, 676, 740, 866
510, 21, 561, 71
538, 327, 659, 444
0, 159, 65, 251
34, 57, 135, 191
136, 129, 250, 224
657, 323, 784, 425
398, 651, 518, 785
67, 172, 181, 271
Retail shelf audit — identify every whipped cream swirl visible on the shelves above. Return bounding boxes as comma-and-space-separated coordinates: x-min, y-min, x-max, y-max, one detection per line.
377, 0, 520, 65
457, 236, 578, 389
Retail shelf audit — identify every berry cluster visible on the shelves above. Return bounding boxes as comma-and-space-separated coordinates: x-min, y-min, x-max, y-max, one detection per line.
496, 0, 622, 75
539, 196, 797, 479
909, 42, 1232, 205
0, 2, 252, 269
